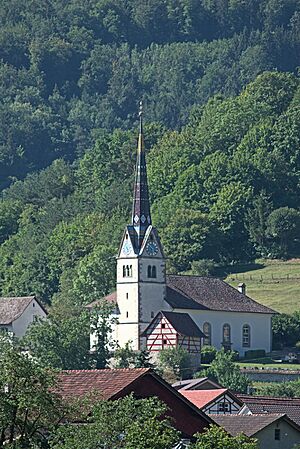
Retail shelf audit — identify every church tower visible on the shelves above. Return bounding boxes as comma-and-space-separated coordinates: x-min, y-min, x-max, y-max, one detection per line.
116, 103, 166, 350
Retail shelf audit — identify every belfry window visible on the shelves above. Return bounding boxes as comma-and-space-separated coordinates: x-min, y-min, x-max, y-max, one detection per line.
123, 265, 132, 278
147, 265, 157, 278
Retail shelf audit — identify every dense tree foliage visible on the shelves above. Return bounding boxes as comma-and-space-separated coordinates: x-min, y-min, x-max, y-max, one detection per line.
203, 349, 251, 393
0, 335, 67, 448
272, 312, 300, 349
257, 379, 300, 398
1, 72, 300, 304
193, 425, 258, 449
50, 395, 180, 449
0, 0, 300, 189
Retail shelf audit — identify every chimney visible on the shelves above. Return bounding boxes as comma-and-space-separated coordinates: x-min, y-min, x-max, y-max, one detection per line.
238, 283, 246, 295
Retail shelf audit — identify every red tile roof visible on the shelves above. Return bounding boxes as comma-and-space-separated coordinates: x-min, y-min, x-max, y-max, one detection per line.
57, 368, 150, 400
237, 394, 300, 427
56, 368, 214, 438
180, 389, 228, 409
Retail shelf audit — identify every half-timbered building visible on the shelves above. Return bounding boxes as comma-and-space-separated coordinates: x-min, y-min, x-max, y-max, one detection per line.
180, 389, 244, 415
88, 105, 276, 362
141, 311, 205, 366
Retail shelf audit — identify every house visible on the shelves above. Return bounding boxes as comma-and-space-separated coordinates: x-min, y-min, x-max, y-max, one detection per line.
57, 368, 214, 439
0, 296, 47, 337
172, 377, 222, 391
211, 413, 300, 449
237, 394, 300, 427
179, 389, 244, 415
141, 311, 205, 367
88, 105, 276, 360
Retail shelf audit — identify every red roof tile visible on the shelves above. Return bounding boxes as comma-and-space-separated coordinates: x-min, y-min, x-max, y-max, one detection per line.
180, 389, 228, 409
57, 368, 150, 400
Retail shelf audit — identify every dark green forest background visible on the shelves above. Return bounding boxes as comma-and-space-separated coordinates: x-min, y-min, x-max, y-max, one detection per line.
1, 0, 300, 307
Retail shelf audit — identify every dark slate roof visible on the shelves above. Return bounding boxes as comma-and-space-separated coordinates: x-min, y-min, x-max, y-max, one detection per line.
166, 275, 276, 314
237, 395, 300, 427
162, 311, 206, 338
0, 296, 45, 325
172, 378, 222, 391
211, 413, 293, 437
86, 275, 276, 315
141, 311, 205, 338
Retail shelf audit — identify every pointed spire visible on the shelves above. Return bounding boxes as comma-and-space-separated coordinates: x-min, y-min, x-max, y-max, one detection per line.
132, 101, 152, 249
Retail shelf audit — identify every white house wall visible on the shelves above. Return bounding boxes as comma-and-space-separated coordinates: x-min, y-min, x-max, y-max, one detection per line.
169, 307, 272, 356
255, 420, 300, 449
12, 299, 47, 338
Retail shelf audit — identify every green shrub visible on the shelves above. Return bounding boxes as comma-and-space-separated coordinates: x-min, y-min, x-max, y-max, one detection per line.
244, 349, 266, 360
201, 346, 217, 364
191, 259, 215, 276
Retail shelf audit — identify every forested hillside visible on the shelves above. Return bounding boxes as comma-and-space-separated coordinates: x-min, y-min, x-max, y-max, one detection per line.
0, 0, 300, 189
0, 0, 300, 308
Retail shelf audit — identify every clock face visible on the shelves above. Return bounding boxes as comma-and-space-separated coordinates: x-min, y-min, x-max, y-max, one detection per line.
122, 242, 131, 255
146, 241, 158, 256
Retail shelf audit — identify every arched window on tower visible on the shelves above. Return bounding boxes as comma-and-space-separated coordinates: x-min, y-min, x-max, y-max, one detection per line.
203, 322, 211, 346
123, 265, 133, 278
242, 324, 251, 347
147, 265, 157, 278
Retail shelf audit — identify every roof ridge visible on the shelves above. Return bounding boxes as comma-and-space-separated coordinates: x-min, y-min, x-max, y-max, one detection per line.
238, 394, 300, 400
61, 368, 150, 373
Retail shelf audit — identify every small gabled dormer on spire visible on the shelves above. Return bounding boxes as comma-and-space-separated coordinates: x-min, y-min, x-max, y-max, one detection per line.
132, 101, 152, 250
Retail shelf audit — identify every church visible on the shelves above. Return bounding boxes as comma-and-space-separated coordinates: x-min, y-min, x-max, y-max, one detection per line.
88, 106, 275, 363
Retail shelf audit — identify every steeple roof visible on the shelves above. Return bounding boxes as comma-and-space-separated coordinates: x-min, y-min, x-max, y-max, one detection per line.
131, 101, 151, 250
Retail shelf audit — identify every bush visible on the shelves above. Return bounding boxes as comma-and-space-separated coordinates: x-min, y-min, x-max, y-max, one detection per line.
201, 346, 217, 364
191, 259, 215, 276
158, 347, 192, 380
244, 349, 266, 360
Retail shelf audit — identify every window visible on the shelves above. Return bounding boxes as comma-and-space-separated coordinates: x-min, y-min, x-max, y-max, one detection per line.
162, 323, 166, 329
203, 322, 211, 346
242, 324, 251, 347
126, 311, 129, 318
223, 324, 231, 344
217, 402, 230, 413
274, 429, 280, 441
151, 311, 154, 318
147, 265, 157, 278
126, 293, 128, 299
163, 339, 167, 345
123, 265, 132, 277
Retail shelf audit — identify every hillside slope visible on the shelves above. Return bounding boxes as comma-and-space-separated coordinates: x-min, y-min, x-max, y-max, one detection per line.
226, 260, 300, 313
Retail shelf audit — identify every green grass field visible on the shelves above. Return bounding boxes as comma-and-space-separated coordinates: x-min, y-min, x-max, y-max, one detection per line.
225, 259, 300, 313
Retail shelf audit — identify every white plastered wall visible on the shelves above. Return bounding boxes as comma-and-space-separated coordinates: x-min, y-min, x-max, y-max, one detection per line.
12, 299, 47, 338
168, 307, 272, 356
255, 420, 300, 449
